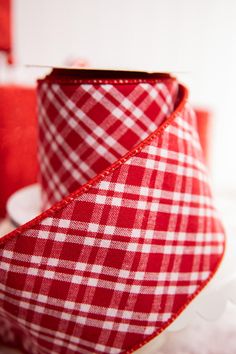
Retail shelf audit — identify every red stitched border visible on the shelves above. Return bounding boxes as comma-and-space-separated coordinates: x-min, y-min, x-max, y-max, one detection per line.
38, 69, 174, 85
38, 77, 175, 86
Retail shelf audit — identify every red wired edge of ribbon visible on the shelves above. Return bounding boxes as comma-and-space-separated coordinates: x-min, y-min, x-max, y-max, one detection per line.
0, 69, 225, 354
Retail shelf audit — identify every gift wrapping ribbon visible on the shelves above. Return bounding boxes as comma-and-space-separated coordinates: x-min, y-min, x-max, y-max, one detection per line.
0, 0, 12, 64
0, 69, 225, 354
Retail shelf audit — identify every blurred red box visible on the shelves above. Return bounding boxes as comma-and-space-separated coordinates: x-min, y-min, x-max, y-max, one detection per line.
0, 85, 38, 217
0, 0, 12, 63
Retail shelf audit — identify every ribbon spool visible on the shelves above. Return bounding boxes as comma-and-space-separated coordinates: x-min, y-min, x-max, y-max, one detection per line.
0, 69, 225, 354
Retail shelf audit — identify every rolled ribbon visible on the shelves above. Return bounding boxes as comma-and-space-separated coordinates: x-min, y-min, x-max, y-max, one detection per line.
0, 69, 225, 354
37, 69, 179, 209
0, 0, 12, 64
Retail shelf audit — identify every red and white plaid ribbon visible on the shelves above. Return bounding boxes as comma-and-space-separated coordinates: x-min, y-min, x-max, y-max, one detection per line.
38, 71, 179, 210
0, 69, 225, 354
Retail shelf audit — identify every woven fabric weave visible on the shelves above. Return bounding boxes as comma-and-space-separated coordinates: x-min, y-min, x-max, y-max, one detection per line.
0, 70, 225, 354
38, 75, 178, 209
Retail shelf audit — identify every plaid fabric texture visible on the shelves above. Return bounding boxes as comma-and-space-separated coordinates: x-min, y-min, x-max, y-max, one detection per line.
37, 78, 179, 209
0, 71, 225, 354
0, 0, 12, 63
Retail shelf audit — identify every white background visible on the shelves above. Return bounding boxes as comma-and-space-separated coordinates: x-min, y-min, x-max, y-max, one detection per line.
10, 0, 236, 191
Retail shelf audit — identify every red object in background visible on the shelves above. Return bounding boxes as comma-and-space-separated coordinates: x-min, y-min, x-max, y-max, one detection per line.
0, 0, 12, 64
0, 71, 225, 354
67, 58, 90, 68
0, 85, 38, 217
195, 108, 212, 164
